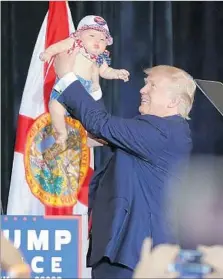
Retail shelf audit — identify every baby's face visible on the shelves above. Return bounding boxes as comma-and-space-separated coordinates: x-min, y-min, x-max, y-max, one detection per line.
79, 29, 107, 56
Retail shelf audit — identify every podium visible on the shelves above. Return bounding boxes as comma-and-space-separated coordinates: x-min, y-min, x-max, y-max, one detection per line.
1, 215, 89, 278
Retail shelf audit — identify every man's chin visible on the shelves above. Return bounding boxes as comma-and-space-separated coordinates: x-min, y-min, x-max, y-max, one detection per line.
139, 107, 145, 115
139, 104, 148, 115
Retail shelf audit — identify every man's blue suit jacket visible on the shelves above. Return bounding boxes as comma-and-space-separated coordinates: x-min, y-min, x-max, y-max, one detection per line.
57, 80, 192, 270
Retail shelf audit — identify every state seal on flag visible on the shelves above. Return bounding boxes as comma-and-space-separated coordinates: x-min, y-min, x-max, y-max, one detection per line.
24, 113, 90, 207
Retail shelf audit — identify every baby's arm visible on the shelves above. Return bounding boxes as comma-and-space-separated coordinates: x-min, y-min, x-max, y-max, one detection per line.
49, 100, 68, 145
99, 62, 129, 82
40, 37, 74, 63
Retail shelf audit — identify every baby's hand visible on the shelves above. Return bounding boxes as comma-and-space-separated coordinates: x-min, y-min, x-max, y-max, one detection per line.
116, 69, 130, 82
39, 52, 52, 63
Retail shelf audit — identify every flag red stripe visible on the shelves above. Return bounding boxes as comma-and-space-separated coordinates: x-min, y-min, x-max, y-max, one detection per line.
14, 115, 35, 154
43, 2, 78, 215
45, 205, 73, 215
43, 1, 70, 112
78, 167, 94, 206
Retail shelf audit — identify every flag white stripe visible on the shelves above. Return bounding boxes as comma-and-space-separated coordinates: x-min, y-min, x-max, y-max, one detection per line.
67, 2, 75, 34
19, 14, 48, 119
7, 14, 48, 214
7, 153, 45, 215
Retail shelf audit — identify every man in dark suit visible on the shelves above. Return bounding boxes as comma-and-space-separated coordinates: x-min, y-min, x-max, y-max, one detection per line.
50, 52, 196, 278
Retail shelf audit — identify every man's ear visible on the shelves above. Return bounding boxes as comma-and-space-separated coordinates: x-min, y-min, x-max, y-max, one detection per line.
168, 96, 181, 108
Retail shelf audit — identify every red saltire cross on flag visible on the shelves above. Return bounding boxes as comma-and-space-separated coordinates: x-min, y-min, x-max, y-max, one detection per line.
7, 1, 95, 216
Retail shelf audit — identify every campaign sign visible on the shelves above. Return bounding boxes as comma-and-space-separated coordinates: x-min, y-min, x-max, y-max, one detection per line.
1, 215, 82, 279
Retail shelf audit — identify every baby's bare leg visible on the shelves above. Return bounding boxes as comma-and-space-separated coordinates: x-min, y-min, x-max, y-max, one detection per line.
42, 100, 68, 161
49, 100, 67, 145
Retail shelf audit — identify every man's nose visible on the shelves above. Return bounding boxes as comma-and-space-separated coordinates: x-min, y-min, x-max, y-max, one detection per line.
140, 87, 146, 95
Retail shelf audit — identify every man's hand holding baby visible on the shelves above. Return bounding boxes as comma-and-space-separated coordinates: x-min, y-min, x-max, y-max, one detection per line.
53, 50, 79, 79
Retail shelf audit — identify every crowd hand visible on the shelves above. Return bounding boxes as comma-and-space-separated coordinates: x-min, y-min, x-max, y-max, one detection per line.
116, 69, 130, 82
39, 51, 52, 63
7, 263, 31, 278
133, 237, 179, 279
198, 245, 223, 278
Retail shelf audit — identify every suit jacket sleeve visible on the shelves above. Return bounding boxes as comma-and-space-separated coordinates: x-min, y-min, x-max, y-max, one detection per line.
57, 80, 168, 161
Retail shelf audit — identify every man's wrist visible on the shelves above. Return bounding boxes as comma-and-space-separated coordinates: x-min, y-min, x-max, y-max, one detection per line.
54, 72, 78, 93
90, 87, 102, 101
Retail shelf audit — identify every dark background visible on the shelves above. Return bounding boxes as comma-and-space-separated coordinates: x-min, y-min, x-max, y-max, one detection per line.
2, 1, 223, 213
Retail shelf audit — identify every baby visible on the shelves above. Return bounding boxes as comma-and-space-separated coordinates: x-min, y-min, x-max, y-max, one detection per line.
40, 15, 129, 152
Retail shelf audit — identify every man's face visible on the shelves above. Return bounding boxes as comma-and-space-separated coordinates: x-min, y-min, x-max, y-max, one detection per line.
80, 29, 107, 56
139, 68, 176, 116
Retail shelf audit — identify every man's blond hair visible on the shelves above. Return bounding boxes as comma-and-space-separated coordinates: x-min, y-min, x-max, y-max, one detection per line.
144, 65, 196, 120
